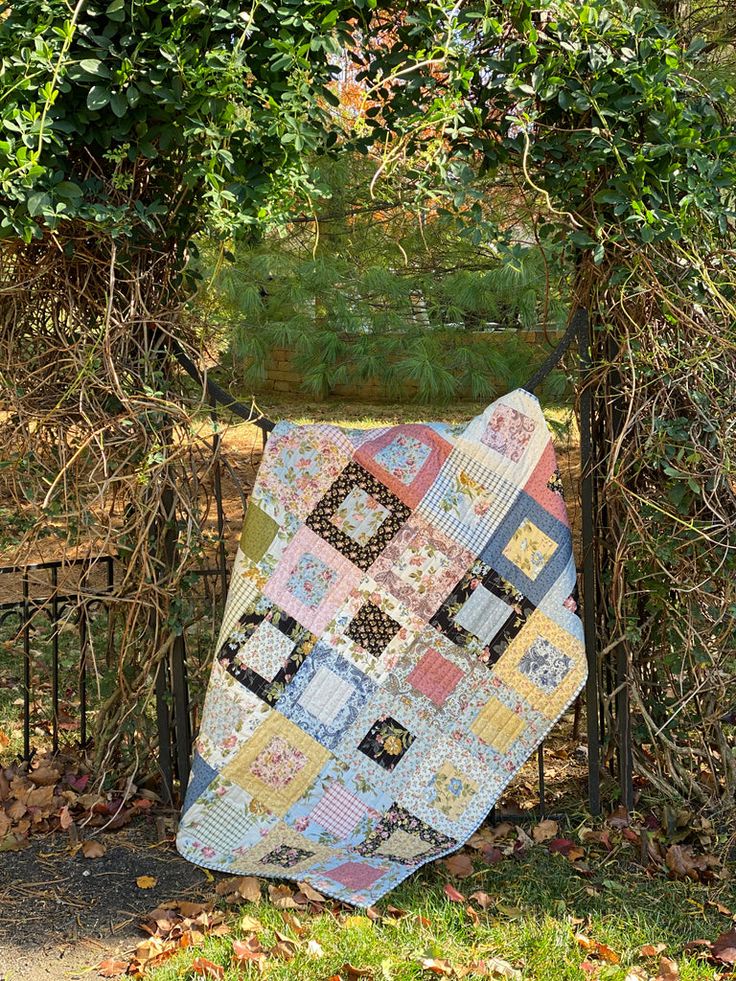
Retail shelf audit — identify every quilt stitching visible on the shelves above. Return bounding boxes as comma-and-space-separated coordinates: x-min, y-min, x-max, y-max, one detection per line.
178, 389, 587, 907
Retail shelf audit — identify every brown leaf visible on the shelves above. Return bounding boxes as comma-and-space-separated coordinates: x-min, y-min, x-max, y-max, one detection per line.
295, 880, 326, 904
606, 806, 630, 828
653, 956, 680, 980
215, 876, 239, 896
136, 875, 157, 889
189, 956, 224, 978
468, 891, 493, 910
239, 915, 263, 932
281, 911, 306, 936
271, 940, 296, 960
574, 934, 619, 963
640, 943, 667, 958
59, 804, 74, 830
443, 883, 466, 903
235, 876, 262, 903
28, 766, 60, 787
268, 883, 298, 908
342, 964, 372, 980
6, 798, 27, 822
443, 852, 474, 878
97, 959, 128, 977
384, 905, 409, 919
476, 957, 522, 979
232, 936, 266, 966
532, 819, 558, 843
711, 928, 736, 965
418, 958, 454, 975
81, 839, 106, 859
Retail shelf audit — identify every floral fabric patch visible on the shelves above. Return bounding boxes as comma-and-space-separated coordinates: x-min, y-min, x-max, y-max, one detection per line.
178, 389, 586, 908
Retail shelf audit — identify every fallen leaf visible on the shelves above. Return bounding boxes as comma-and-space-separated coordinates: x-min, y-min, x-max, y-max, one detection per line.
711, 928, 736, 965
443, 852, 474, 877
607, 806, 630, 828
97, 959, 128, 977
59, 805, 74, 830
654, 956, 680, 980
28, 766, 59, 787
268, 883, 298, 908
307, 939, 324, 958
479, 956, 522, 979
295, 880, 326, 904
136, 875, 157, 889
574, 934, 619, 963
419, 957, 454, 975
342, 964, 372, 980
444, 883, 466, 903
532, 819, 558, 843
239, 915, 263, 932
189, 956, 224, 978
232, 936, 266, 966
235, 876, 262, 903
640, 943, 667, 958
81, 839, 106, 859
468, 891, 493, 910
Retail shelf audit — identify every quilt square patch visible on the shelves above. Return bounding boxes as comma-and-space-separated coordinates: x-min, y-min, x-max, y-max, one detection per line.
276, 642, 377, 750
355, 804, 457, 866
405, 647, 464, 707
306, 461, 411, 571
221, 711, 331, 816
481, 403, 536, 461
430, 562, 536, 667
264, 526, 361, 634
480, 492, 572, 606
492, 608, 586, 719
217, 600, 318, 706
233, 822, 333, 875
345, 601, 402, 658
418, 449, 519, 552
358, 716, 415, 771
355, 424, 453, 507
370, 517, 474, 621
284, 758, 391, 846
331, 486, 391, 545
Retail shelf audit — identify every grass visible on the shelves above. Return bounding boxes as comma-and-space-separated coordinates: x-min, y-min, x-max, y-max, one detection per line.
144, 844, 733, 980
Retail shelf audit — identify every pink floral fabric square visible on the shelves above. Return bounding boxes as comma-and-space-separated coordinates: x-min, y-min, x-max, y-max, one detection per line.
481, 405, 536, 462
264, 526, 361, 634
355, 424, 452, 507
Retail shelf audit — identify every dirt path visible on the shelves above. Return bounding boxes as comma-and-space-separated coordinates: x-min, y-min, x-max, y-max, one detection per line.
0, 820, 213, 981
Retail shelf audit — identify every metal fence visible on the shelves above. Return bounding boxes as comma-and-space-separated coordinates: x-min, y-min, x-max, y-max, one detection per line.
0, 311, 636, 820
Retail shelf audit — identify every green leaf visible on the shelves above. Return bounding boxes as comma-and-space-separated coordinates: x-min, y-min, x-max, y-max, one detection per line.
87, 85, 110, 111
79, 59, 111, 78
110, 92, 127, 117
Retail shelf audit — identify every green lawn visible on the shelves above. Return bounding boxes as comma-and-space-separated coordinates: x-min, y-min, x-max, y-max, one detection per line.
144, 842, 732, 980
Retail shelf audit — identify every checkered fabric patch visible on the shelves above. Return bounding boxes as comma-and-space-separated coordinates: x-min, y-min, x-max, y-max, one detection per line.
178, 389, 587, 907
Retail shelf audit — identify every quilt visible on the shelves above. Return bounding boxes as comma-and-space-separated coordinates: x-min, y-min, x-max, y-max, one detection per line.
177, 389, 587, 906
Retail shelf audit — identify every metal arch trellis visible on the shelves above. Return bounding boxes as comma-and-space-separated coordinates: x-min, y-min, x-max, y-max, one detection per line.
168, 306, 621, 817
2, 308, 637, 817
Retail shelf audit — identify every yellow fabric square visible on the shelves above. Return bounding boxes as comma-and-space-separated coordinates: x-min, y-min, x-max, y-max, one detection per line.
491, 609, 587, 720
471, 697, 525, 753
432, 761, 479, 821
375, 828, 431, 861
221, 711, 330, 816
501, 518, 557, 580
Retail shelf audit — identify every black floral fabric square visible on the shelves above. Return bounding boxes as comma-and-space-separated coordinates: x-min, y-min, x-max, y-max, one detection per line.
430, 562, 535, 668
218, 603, 317, 706
305, 461, 412, 570
357, 716, 414, 770
355, 803, 457, 866
346, 601, 402, 658
260, 844, 314, 869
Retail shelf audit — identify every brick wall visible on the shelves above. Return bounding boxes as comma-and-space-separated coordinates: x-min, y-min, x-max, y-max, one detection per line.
248, 330, 565, 402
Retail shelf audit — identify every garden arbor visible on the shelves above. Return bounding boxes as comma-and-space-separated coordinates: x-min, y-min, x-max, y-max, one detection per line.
0, 1, 734, 808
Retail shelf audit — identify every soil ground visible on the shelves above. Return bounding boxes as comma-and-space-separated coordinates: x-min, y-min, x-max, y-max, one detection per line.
0, 819, 211, 981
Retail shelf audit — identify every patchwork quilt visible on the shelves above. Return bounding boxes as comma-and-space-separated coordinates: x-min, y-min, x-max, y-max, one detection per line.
177, 389, 587, 906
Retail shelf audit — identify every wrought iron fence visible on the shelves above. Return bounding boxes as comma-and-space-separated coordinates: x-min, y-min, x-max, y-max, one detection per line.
0, 310, 638, 821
